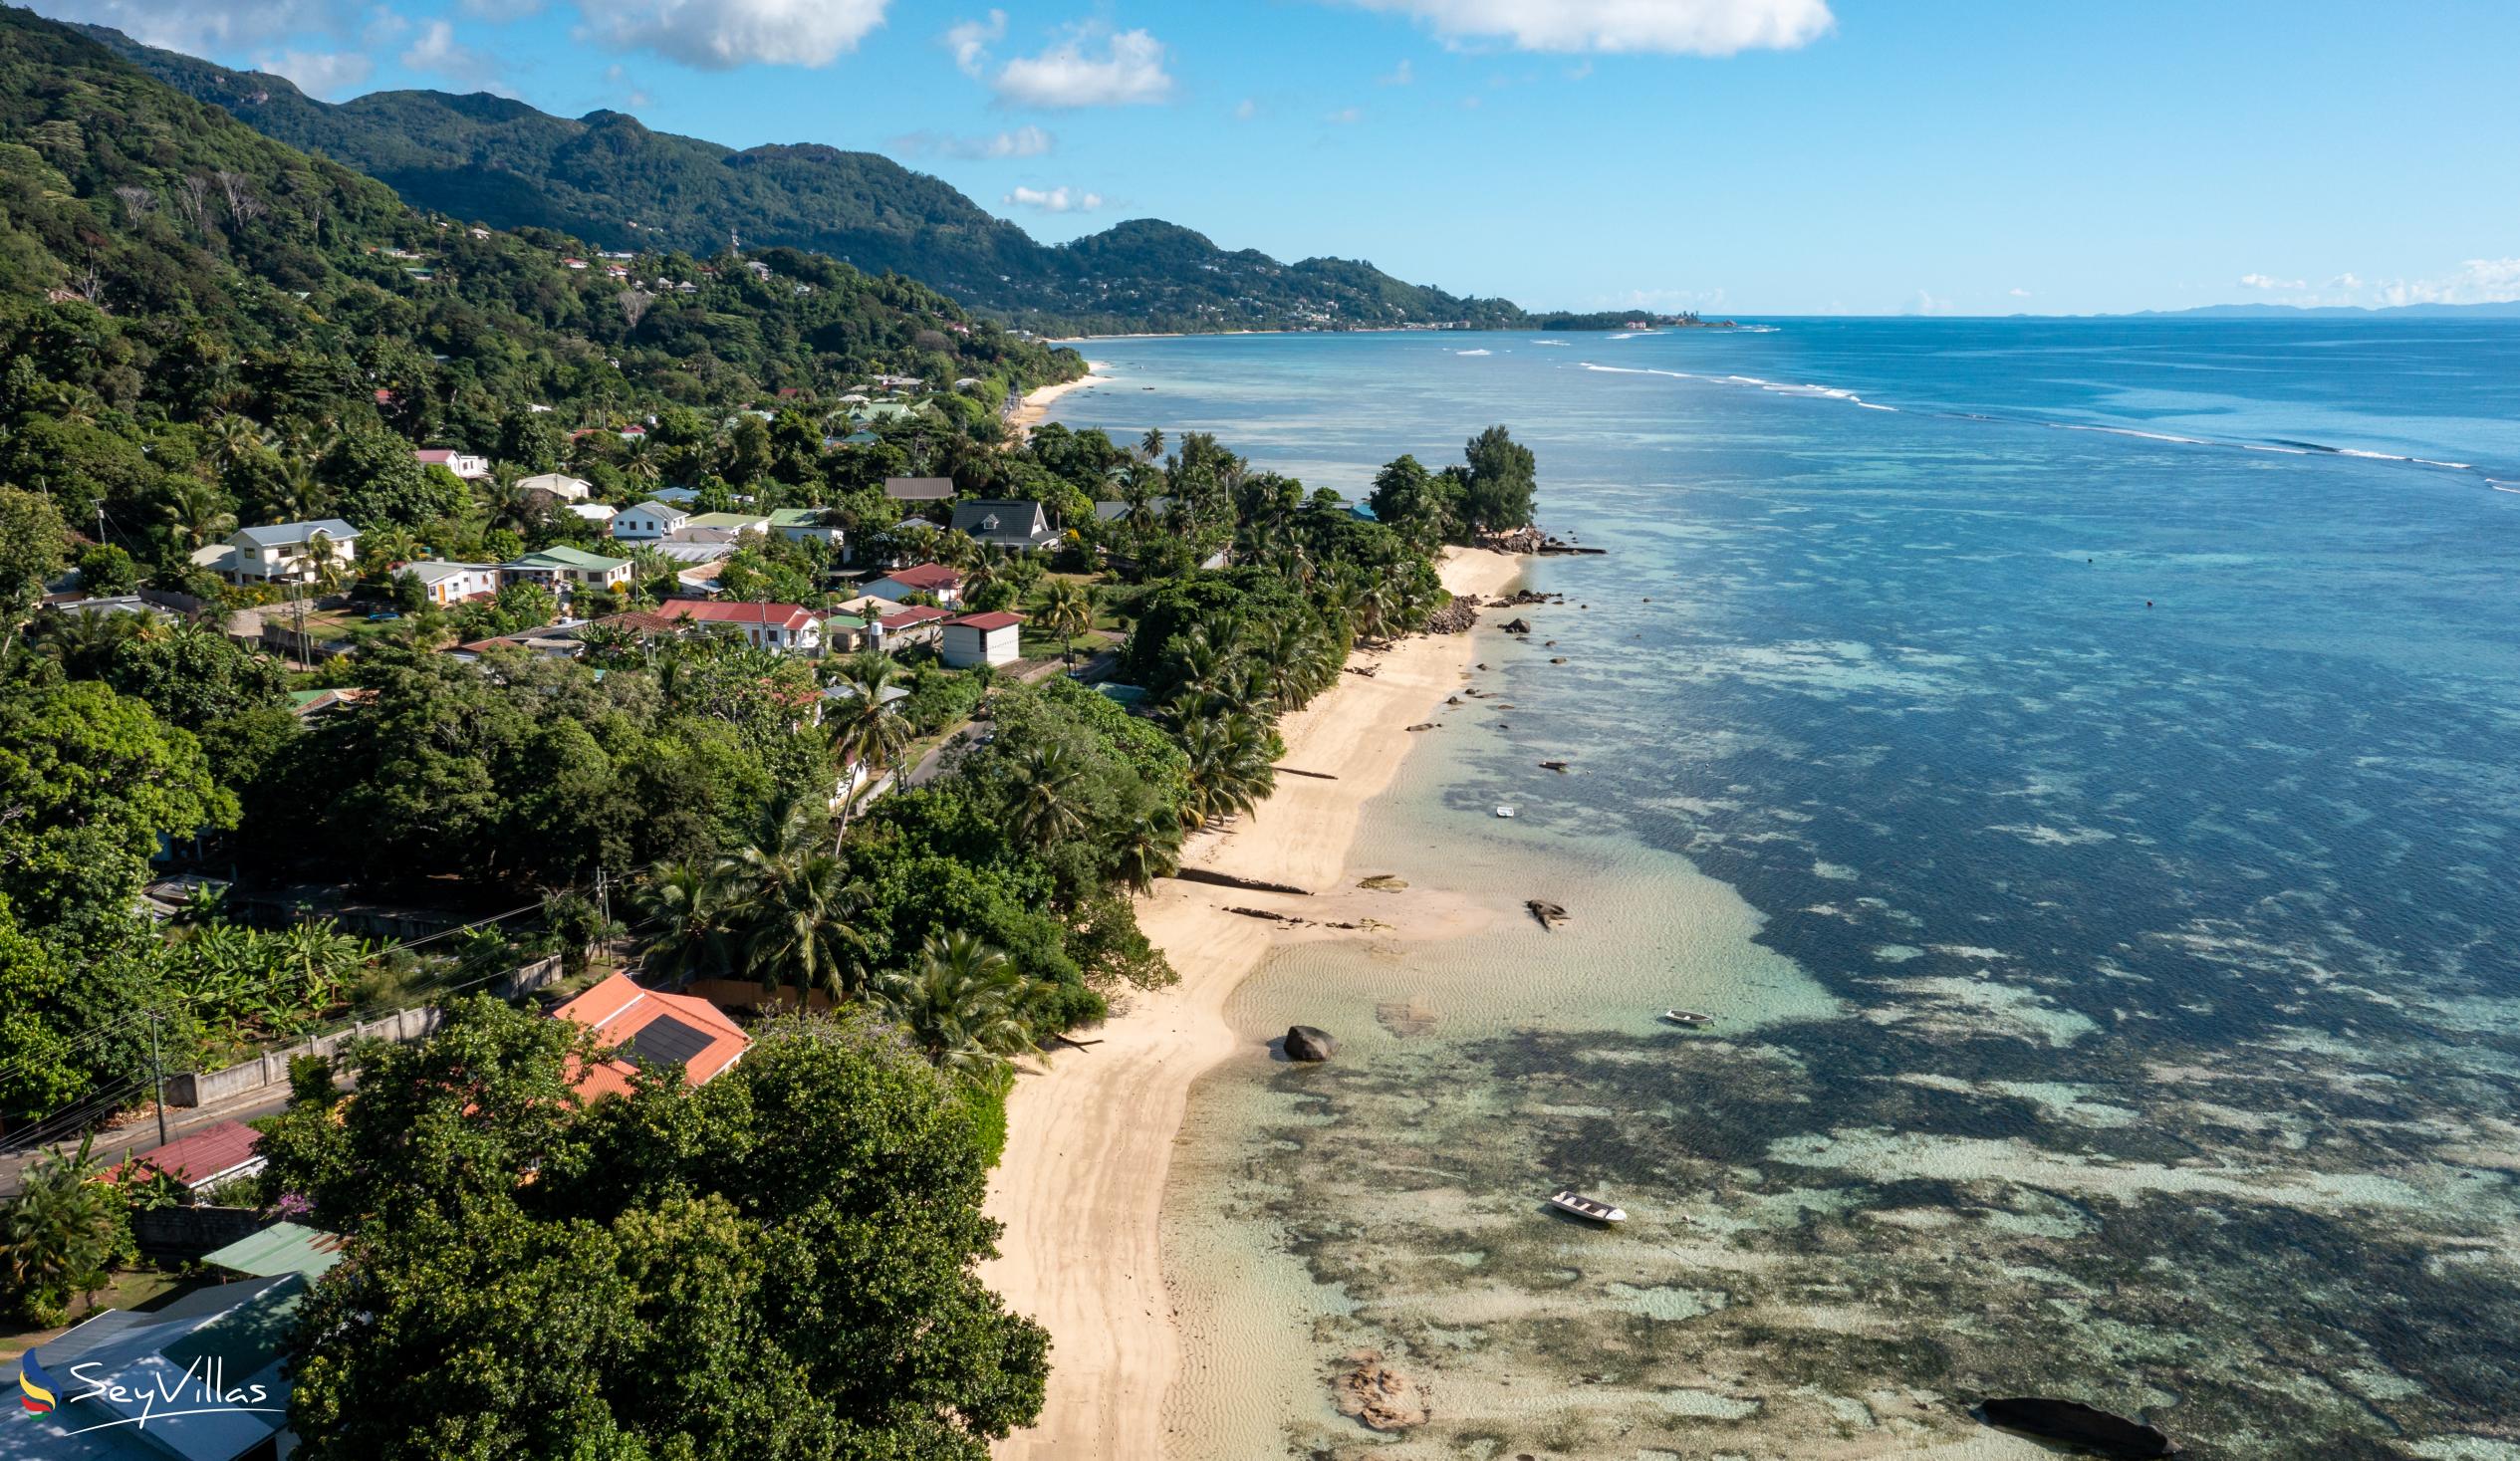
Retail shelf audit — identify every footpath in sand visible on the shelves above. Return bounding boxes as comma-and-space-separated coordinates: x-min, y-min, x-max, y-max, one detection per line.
982, 546, 1524, 1460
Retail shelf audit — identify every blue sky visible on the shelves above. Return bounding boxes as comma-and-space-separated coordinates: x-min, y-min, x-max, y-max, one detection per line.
36, 0, 2520, 316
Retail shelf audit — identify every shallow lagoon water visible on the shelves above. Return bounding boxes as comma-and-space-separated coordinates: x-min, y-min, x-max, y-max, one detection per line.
1053, 321, 2520, 1459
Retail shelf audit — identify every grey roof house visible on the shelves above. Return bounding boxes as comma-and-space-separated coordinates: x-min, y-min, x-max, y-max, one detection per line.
950, 500, 1060, 550
883, 477, 956, 503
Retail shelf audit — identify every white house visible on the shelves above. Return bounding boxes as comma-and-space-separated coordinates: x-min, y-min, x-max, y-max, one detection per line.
413, 448, 492, 481
667, 513, 770, 545
517, 472, 594, 502
206, 520, 362, 585
502, 547, 633, 594
863, 563, 963, 608
567, 503, 619, 527
871, 604, 949, 654
939, 610, 1024, 668
400, 560, 499, 606
664, 601, 825, 654
612, 500, 690, 541
769, 507, 846, 551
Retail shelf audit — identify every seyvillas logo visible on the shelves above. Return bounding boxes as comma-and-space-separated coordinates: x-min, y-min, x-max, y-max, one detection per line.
15, 1353, 279, 1436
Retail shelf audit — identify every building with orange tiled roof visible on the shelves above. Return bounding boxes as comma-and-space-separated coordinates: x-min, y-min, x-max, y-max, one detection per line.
551, 972, 749, 1101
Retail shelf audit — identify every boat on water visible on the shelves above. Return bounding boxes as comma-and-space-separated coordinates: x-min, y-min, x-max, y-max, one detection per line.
1547, 1189, 1627, 1224
1661, 1009, 1714, 1027
1495, 806, 1517, 818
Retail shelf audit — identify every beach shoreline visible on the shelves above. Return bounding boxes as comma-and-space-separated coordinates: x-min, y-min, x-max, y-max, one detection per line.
981, 546, 1526, 1460
1010, 368, 1110, 434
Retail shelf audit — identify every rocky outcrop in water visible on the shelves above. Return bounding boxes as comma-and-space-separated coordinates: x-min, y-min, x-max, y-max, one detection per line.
1331, 1352, 1428, 1431
1527, 899, 1569, 930
1285, 1025, 1339, 1061
1977, 1398, 2176, 1458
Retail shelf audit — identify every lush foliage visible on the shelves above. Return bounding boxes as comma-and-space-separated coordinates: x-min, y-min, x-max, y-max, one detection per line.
259, 1000, 1046, 1460
0, 1136, 130, 1326
93, 30, 1535, 337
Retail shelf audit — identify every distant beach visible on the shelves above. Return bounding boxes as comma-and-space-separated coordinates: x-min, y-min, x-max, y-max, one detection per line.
1010, 367, 1111, 433
981, 546, 1523, 1460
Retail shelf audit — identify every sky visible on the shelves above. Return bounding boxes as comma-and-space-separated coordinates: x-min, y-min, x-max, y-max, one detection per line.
30, 0, 2520, 317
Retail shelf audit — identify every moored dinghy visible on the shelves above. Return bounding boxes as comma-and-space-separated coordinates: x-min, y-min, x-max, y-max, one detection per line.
1661, 1009, 1714, 1027
1546, 1189, 1627, 1224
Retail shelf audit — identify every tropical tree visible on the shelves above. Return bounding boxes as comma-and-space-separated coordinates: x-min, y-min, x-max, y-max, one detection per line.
1112, 808, 1183, 893
1179, 713, 1276, 829
1037, 579, 1093, 668
874, 931, 1044, 1076
825, 652, 912, 845
160, 478, 235, 553
1002, 741, 1087, 852
634, 858, 729, 985
718, 801, 869, 1005
0, 1136, 121, 1326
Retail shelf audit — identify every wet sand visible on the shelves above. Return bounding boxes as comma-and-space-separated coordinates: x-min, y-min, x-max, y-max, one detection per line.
982, 546, 1525, 1459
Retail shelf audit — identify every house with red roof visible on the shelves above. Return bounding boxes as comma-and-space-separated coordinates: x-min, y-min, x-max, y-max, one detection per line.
863, 562, 964, 609
941, 610, 1025, 668
660, 600, 827, 654
551, 972, 749, 1101
118, 1119, 265, 1192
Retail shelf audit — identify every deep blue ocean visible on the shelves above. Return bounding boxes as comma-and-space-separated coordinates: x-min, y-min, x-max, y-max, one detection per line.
1052, 320, 2520, 1459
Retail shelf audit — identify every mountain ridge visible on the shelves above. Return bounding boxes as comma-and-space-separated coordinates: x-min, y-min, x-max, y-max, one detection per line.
74, 24, 1553, 335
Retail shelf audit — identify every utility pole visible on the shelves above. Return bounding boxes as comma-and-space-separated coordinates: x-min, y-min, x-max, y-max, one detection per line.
595, 865, 610, 932
145, 1010, 167, 1146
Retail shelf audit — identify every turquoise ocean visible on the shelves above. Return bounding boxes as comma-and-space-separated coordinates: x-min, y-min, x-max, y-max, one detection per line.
1048, 320, 2520, 1460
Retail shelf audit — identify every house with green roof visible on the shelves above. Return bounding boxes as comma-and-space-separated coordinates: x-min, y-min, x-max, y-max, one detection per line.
502, 546, 632, 595
770, 507, 846, 551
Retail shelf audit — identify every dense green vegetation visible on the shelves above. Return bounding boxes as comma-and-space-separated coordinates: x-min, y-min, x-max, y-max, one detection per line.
0, 14, 1554, 1446
83, 24, 1551, 335
256, 1002, 1045, 1459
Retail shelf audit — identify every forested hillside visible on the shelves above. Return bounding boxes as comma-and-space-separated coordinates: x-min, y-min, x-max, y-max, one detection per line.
80, 23, 1533, 335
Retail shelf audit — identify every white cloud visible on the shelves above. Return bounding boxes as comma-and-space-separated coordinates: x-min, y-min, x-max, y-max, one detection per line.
457, 0, 545, 18
34, 0, 354, 52
602, 62, 651, 108
399, 18, 501, 86
2328, 273, 2362, 290
257, 47, 374, 99
992, 25, 1172, 107
2372, 257, 2520, 308
892, 125, 1055, 159
2238, 272, 2305, 291
578, 0, 889, 70
944, 9, 1003, 77
1903, 289, 1951, 316
1380, 58, 1413, 85
1233, 97, 1259, 119
1325, 105, 1364, 123
2007, 287, 2031, 298
1338, 0, 1834, 55
1003, 184, 1103, 213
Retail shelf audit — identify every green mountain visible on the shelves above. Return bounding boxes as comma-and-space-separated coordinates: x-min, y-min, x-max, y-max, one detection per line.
77, 25, 1535, 334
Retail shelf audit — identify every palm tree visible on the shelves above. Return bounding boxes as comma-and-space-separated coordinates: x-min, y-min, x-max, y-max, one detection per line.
1037, 579, 1093, 668
634, 858, 730, 985
300, 530, 343, 594
873, 932, 1044, 1076
161, 479, 235, 553
1180, 713, 1277, 829
720, 800, 869, 1006
1003, 741, 1088, 851
1113, 807, 1183, 892
205, 412, 269, 469
825, 652, 912, 846
1136, 426, 1165, 463
31, 609, 143, 677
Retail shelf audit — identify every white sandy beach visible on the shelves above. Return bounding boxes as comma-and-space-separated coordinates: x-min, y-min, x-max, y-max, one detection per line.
1010, 369, 1110, 434
982, 546, 1525, 1460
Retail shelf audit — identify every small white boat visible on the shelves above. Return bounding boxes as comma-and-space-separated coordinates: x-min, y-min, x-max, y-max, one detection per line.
1547, 1189, 1627, 1224
1495, 806, 1517, 819
1661, 1009, 1715, 1027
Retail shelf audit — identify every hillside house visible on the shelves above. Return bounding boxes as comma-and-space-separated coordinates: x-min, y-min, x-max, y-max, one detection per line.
660, 601, 826, 654
503, 546, 632, 595
940, 610, 1025, 668
553, 973, 748, 1100
871, 604, 949, 653
413, 448, 492, 481
517, 471, 594, 502
196, 520, 361, 585
612, 500, 690, 541
864, 563, 964, 608
950, 499, 1060, 551
400, 560, 500, 606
